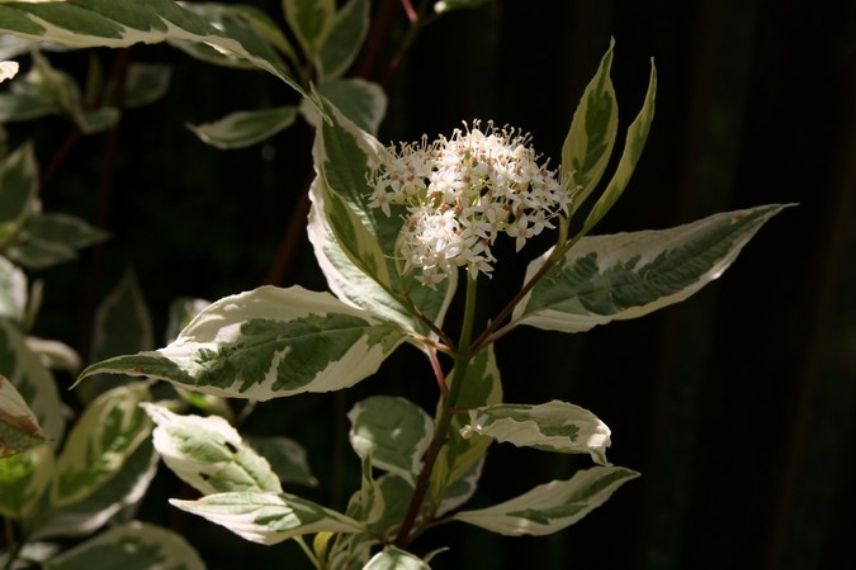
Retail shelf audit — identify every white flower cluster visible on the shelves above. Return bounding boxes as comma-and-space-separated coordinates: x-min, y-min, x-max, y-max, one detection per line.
368, 122, 568, 286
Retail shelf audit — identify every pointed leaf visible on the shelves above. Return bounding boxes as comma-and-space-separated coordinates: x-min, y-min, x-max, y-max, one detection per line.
513, 205, 791, 333
21, 213, 109, 249
283, 0, 335, 56
247, 436, 318, 487
44, 521, 205, 570
0, 373, 46, 458
583, 61, 657, 232
79, 286, 406, 401
0, 442, 53, 519
53, 384, 152, 508
0, 255, 26, 323
563, 39, 618, 212
310, 104, 456, 335
25, 337, 81, 372
188, 106, 298, 150
348, 396, 434, 482
316, 0, 370, 81
35, 440, 158, 539
171, 491, 365, 545
122, 62, 171, 109
143, 403, 281, 494
453, 466, 639, 536
0, 142, 38, 248
303, 78, 387, 135
4, 238, 76, 270
83, 271, 153, 402
363, 547, 430, 570
0, 0, 302, 94
0, 318, 64, 443
461, 400, 611, 464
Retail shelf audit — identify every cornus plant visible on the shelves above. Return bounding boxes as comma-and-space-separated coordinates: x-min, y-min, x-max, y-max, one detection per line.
63, 39, 790, 569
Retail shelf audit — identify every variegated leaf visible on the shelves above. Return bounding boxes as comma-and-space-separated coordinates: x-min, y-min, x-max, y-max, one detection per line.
188, 106, 298, 150
513, 205, 790, 333
0, 442, 53, 519
35, 440, 158, 539
0, 60, 18, 83
0, 70, 59, 123
0, 318, 64, 443
247, 436, 317, 487
0, 142, 38, 248
583, 61, 657, 232
0, 255, 26, 323
0, 0, 302, 94
430, 346, 502, 515
82, 271, 153, 402
309, 103, 456, 336
283, 0, 335, 56
461, 400, 611, 465
122, 62, 171, 109
563, 38, 617, 210
78, 286, 405, 400
142, 403, 281, 494
348, 396, 433, 482
0, 372, 46, 458
20, 212, 108, 254
53, 384, 152, 508
453, 466, 639, 536
171, 491, 365, 545
316, 0, 370, 81
25, 337, 82, 372
44, 521, 205, 570
363, 547, 431, 570
301, 78, 387, 135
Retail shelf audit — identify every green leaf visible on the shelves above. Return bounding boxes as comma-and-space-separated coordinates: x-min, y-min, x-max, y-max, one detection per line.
143, 403, 281, 495
0, 0, 302, 94
76, 106, 120, 134
79, 286, 405, 401
316, 0, 370, 81
0, 373, 46, 458
453, 466, 639, 536
52, 384, 152, 508
513, 205, 791, 333
430, 346, 502, 515
583, 60, 657, 232
34, 440, 158, 539
364, 547, 431, 570
4, 238, 76, 270
0, 442, 53, 519
122, 62, 171, 109
44, 521, 206, 570
309, 104, 456, 336
0, 142, 38, 248
0, 318, 65, 444
348, 396, 433, 482
283, 0, 335, 56
188, 106, 298, 150
229, 4, 297, 63
303, 78, 387, 135
562, 39, 618, 213
0, 255, 26, 323
22, 212, 109, 249
247, 436, 318, 487
171, 491, 365, 545
461, 400, 611, 464
0, 76, 60, 123
82, 271, 153, 402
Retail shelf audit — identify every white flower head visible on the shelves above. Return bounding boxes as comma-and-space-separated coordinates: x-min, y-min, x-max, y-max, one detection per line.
368, 121, 567, 286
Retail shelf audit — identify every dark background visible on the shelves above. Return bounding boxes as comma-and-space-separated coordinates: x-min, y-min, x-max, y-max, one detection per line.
10, 0, 855, 568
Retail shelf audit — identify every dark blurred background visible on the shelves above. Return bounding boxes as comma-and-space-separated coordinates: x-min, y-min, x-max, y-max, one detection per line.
9, 0, 855, 568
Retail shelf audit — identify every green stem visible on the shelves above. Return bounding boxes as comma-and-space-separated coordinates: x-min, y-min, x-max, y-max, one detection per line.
394, 275, 478, 547
293, 536, 321, 570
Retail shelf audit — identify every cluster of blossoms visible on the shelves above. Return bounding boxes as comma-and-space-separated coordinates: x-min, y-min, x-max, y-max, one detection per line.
368, 122, 569, 286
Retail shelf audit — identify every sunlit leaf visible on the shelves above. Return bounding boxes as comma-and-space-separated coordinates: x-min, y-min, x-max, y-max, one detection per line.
363, 546, 431, 570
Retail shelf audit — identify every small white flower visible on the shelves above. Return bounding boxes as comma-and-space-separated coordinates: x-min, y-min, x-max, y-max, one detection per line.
367, 121, 566, 284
